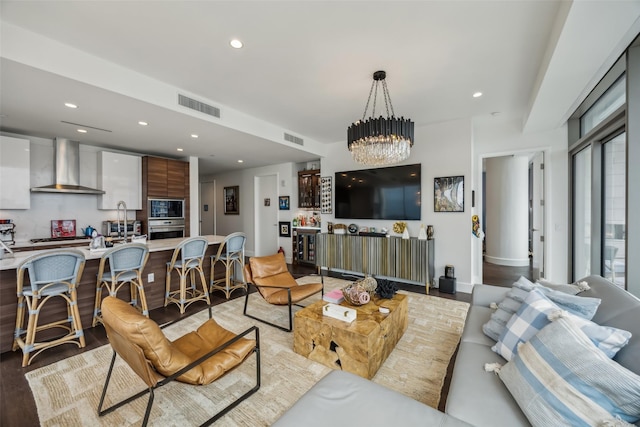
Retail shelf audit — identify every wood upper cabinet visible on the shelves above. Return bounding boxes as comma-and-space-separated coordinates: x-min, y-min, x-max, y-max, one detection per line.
167, 160, 186, 198
146, 157, 169, 197
146, 157, 187, 198
298, 169, 321, 208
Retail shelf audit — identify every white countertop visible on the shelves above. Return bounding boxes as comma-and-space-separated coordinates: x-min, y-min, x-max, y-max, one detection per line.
0, 235, 226, 271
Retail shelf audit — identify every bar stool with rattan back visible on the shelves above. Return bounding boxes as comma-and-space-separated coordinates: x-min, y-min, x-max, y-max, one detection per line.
13, 249, 86, 367
165, 236, 211, 314
210, 232, 247, 299
93, 243, 150, 327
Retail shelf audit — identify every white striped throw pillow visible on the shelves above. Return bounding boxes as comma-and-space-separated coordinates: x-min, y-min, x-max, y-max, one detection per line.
496, 315, 640, 427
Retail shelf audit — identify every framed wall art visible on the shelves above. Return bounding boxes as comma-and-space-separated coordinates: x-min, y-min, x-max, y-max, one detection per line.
279, 195, 290, 210
434, 176, 464, 212
321, 176, 332, 214
224, 186, 240, 215
279, 221, 291, 237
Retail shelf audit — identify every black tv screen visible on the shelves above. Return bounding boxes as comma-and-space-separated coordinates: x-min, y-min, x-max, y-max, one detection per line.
335, 164, 421, 220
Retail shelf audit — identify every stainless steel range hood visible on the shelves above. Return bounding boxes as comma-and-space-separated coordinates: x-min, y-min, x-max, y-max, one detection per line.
31, 138, 105, 194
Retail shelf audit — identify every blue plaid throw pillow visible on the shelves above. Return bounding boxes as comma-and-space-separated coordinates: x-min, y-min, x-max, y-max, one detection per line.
492, 288, 631, 361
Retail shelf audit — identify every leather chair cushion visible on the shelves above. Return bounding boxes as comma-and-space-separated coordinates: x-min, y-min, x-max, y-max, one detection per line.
248, 253, 323, 303
263, 283, 324, 305
101, 297, 254, 385
172, 319, 256, 385
249, 252, 289, 279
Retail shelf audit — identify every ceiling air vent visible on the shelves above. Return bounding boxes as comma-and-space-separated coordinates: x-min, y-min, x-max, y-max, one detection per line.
284, 133, 304, 146
178, 94, 220, 118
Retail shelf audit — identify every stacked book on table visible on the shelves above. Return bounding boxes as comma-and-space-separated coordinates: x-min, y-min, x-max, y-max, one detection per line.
323, 288, 344, 304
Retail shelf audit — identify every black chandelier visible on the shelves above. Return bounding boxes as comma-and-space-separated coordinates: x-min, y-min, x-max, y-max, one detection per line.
347, 70, 414, 166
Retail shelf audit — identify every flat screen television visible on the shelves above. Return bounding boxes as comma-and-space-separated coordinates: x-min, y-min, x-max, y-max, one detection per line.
335, 164, 421, 220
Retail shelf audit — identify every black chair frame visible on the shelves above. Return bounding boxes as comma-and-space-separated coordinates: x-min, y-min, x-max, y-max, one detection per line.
243, 282, 323, 332
98, 319, 260, 427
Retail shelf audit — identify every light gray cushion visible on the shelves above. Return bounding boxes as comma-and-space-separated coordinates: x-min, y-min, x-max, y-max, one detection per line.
497, 316, 640, 426
482, 276, 601, 342
446, 341, 530, 427
273, 370, 472, 427
461, 306, 497, 347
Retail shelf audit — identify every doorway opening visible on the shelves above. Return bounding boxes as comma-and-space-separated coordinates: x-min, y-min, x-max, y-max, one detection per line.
481, 151, 545, 286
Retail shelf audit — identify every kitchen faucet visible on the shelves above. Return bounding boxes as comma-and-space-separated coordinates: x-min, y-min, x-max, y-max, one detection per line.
116, 200, 128, 242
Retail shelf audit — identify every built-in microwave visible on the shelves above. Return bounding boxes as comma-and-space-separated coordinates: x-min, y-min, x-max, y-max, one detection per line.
148, 199, 184, 219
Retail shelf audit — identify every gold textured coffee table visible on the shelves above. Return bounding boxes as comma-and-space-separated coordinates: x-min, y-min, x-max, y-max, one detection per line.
293, 293, 408, 379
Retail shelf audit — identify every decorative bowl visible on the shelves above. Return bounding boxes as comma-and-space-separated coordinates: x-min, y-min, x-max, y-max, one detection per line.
342, 276, 377, 306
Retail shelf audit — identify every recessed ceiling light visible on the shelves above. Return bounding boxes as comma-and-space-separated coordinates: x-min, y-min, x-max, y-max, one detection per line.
77, 129, 87, 133
230, 39, 243, 49
177, 148, 184, 152
473, 92, 483, 98
237, 159, 244, 163
191, 134, 199, 138
65, 103, 78, 109
138, 121, 148, 126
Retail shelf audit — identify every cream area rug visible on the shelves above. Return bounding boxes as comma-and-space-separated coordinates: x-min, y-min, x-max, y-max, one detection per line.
25, 276, 469, 426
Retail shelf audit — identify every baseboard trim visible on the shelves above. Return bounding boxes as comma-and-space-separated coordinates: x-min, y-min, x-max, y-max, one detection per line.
484, 255, 529, 267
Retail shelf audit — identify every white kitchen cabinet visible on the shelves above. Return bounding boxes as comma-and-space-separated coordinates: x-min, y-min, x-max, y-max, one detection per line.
98, 151, 142, 210
0, 136, 31, 209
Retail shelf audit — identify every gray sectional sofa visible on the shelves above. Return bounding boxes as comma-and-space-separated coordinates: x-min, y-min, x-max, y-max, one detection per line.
446, 275, 640, 427
274, 275, 640, 426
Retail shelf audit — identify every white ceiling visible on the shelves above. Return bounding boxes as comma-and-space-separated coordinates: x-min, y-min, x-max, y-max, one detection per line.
1, 1, 639, 175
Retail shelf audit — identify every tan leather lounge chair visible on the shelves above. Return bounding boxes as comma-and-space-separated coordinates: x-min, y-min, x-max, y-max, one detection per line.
98, 296, 260, 426
243, 252, 323, 332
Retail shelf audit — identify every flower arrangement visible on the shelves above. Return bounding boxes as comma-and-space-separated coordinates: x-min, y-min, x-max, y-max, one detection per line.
392, 221, 407, 234
472, 215, 483, 238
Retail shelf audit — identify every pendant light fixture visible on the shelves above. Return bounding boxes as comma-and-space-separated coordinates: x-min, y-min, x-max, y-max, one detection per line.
347, 70, 414, 166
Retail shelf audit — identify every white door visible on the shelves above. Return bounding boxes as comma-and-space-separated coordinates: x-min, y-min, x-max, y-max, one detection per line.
531, 152, 545, 279
254, 174, 278, 256
200, 181, 215, 235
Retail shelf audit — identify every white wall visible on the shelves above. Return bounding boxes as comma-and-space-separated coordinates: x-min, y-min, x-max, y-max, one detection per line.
320, 118, 474, 292
198, 115, 569, 292
473, 115, 569, 283
202, 162, 296, 261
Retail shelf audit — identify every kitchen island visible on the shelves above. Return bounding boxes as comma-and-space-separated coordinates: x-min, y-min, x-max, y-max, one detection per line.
0, 235, 228, 353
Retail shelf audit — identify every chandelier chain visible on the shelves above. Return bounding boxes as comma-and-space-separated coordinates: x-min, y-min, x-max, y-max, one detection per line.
361, 79, 376, 122
382, 80, 395, 117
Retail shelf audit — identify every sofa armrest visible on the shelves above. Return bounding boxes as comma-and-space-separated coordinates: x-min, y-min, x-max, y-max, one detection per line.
472, 284, 510, 307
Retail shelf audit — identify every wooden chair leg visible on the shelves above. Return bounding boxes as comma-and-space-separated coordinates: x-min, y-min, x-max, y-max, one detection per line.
135, 275, 150, 317
13, 294, 25, 351
164, 266, 171, 308
69, 289, 85, 348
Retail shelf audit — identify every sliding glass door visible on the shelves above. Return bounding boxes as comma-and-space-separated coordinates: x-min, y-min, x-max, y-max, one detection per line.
573, 146, 592, 279
602, 132, 626, 288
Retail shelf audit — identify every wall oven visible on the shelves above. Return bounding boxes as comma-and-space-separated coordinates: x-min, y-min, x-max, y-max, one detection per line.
148, 219, 185, 240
